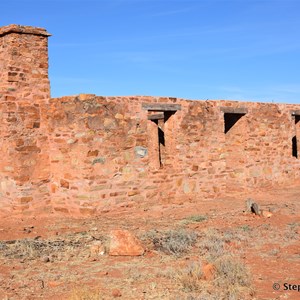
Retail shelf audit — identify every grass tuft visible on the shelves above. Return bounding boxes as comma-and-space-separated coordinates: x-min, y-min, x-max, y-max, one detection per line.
198, 228, 225, 261
181, 215, 208, 225
214, 255, 251, 287
176, 262, 204, 292
155, 229, 197, 255
142, 229, 197, 255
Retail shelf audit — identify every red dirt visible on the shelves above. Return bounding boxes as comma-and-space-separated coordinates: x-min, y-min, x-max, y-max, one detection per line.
0, 185, 299, 300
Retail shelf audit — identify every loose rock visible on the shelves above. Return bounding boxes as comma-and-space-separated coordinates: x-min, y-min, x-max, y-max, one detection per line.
261, 210, 273, 218
202, 263, 215, 280
112, 289, 122, 298
109, 229, 144, 256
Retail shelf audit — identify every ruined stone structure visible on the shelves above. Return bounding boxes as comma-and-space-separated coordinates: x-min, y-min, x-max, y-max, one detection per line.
0, 24, 299, 215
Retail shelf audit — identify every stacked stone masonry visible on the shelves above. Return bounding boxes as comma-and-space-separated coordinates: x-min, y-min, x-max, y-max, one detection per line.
0, 25, 299, 215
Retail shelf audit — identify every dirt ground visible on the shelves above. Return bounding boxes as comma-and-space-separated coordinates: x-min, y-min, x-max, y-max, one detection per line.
0, 185, 299, 300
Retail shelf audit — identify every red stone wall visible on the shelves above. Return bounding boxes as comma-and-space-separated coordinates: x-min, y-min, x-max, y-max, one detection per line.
43, 95, 300, 215
0, 24, 300, 215
44, 95, 229, 214
0, 25, 51, 214
216, 101, 300, 190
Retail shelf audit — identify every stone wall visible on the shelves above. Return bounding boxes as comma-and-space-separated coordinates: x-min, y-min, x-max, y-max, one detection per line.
0, 25, 51, 214
44, 95, 300, 215
0, 24, 300, 215
44, 95, 227, 214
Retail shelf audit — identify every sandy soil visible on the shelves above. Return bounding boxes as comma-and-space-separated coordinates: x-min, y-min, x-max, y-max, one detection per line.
0, 185, 299, 300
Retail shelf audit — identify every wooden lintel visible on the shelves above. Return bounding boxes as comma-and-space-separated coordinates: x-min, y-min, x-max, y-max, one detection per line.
148, 113, 164, 120
220, 107, 248, 114
142, 103, 181, 111
291, 110, 300, 116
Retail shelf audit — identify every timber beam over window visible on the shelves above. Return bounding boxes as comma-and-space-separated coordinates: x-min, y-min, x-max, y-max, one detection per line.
147, 113, 165, 120
291, 110, 300, 116
220, 107, 248, 134
142, 103, 181, 111
220, 107, 248, 114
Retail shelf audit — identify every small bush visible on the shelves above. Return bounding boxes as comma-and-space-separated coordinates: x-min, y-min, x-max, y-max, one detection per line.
168, 227, 253, 300
214, 255, 252, 299
6, 239, 47, 259
153, 229, 197, 255
284, 222, 299, 241
140, 229, 158, 241
176, 262, 204, 292
174, 255, 252, 299
238, 225, 251, 232
198, 229, 225, 260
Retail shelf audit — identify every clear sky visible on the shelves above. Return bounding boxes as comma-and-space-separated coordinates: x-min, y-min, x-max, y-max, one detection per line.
1, 0, 300, 103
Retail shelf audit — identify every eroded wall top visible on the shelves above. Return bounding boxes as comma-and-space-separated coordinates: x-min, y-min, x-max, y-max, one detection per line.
0, 24, 51, 37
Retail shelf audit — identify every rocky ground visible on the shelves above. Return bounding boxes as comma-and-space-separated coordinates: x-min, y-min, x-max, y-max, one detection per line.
0, 185, 299, 300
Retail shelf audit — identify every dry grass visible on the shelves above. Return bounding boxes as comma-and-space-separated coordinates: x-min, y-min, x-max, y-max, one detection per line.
0, 232, 105, 261
176, 262, 204, 292
169, 227, 253, 299
152, 229, 197, 255
284, 222, 299, 242
198, 228, 226, 261
180, 215, 208, 225
141, 229, 197, 255
214, 254, 252, 299
173, 255, 252, 299
68, 287, 101, 300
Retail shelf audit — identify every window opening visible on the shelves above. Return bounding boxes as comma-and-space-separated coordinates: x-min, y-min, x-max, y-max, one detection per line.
154, 118, 165, 167
292, 113, 300, 158
224, 113, 246, 134
220, 107, 248, 134
150, 112, 174, 168
292, 136, 298, 158
143, 103, 180, 169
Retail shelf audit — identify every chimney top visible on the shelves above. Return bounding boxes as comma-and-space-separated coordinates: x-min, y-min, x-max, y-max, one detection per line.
0, 24, 51, 37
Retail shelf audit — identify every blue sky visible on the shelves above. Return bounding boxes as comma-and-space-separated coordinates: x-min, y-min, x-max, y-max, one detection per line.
1, 0, 300, 103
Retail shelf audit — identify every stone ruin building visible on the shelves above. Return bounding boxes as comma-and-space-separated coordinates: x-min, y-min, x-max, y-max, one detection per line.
0, 24, 299, 215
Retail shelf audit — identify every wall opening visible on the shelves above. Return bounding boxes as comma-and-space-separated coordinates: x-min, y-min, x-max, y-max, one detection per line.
292, 136, 298, 158
292, 113, 300, 158
143, 103, 181, 169
221, 107, 248, 191
220, 107, 248, 134
150, 112, 174, 168
224, 113, 246, 134
152, 118, 165, 167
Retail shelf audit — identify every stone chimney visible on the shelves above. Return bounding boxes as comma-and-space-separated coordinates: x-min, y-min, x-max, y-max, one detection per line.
0, 24, 51, 102
0, 25, 51, 213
